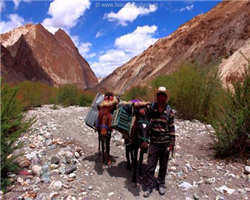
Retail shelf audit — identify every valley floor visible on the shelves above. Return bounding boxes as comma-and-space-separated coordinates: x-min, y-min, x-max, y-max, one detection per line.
3, 105, 250, 200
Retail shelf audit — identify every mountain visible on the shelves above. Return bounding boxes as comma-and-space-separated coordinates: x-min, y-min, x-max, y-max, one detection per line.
1, 44, 26, 84
94, 1, 250, 94
1, 24, 98, 89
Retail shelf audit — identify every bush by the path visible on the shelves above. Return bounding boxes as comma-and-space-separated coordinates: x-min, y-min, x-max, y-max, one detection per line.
15, 81, 95, 108
1, 81, 34, 192
57, 84, 95, 107
151, 63, 226, 123
122, 86, 152, 101
212, 62, 250, 158
17, 81, 58, 109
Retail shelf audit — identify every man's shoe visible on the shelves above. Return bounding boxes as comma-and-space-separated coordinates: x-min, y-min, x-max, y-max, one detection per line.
158, 186, 165, 195
143, 189, 152, 198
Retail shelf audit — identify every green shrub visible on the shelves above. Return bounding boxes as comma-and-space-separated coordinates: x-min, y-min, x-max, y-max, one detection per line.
17, 81, 42, 109
57, 84, 79, 106
151, 63, 226, 123
1, 81, 34, 192
122, 86, 150, 101
212, 62, 250, 158
79, 93, 94, 107
17, 81, 58, 109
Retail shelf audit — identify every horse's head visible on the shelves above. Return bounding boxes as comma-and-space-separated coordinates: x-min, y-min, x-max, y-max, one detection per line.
98, 107, 112, 140
137, 109, 150, 152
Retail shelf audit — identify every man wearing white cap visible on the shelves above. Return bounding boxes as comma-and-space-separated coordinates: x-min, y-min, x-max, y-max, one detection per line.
142, 86, 175, 198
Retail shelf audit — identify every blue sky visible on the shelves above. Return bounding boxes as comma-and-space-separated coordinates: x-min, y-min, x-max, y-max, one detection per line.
0, 0, 221, 77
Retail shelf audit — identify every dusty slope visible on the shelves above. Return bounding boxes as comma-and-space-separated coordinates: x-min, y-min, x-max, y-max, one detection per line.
95, 1, 250, 94
3, 106, 249, 200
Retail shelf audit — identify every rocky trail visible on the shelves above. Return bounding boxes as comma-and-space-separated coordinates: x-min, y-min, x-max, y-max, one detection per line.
2, 105, 250, 200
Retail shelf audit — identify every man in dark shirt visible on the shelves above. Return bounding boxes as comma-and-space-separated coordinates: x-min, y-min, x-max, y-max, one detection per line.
143, 87, 175, 198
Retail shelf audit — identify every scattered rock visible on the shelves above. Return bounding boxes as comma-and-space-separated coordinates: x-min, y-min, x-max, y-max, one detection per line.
51, 156, 60, 165
22, 191, 37, 199
69, 173, 76, 178
88, 185, 93, 190
36, 193, 48, 200
215, 186, 235, 195
170, 166, 176, 171
66, 196, 76, 200
31, 156, 41, 166
17, 156, 31, 168
244, 166, 250, 175
51, 180, 62, 191
51, 171, 60, 178
65, 165, 77, 174
49, 192, 59, 199
205, 177, 216, 184
186, 163, 193, 171
215, 195, 224, 200
179, 182, 194, 191
32, 165, 42, 176
193, 193, 199, 200
74, 152, 80, 158
65, 151, 74, 159
19, 170, 30, 176
108, 192, 114, 197
58, 165, 66, 174
50, 164, 59, 170
29, 143, 36, 149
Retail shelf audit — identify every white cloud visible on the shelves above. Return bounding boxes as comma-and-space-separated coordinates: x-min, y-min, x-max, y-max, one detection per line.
79, 42, 96, 58
90, 25, 158, 77
0, 1, 5, 12
0, 14, 25, 34
13, 0, 32, 10
90, 50, 130, 77
180, 4, 194, 12
13, 0, 21, 10
71, 35, 96, 58
95, 29, 105, 38
115, 25, 158, 54
104, 2, 157, 26
185, 1, 194, 4
42, 0, 91, 34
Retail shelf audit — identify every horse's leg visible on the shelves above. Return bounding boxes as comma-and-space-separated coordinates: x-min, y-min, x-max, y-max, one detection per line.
130, 144, 134, 167
131, 147, 138, 188
98, 132, 101, 155
126, 145, 132, 170
102, 139, 105, 164
106, 137, 111, 165
139, 149, 144, 179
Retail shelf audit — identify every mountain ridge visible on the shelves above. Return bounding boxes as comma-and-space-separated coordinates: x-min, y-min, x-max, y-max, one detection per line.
1, 23, 98, 89
94, 0, 250, 94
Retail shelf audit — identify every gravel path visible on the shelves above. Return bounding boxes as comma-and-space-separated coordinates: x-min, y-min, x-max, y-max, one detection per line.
3, 105, 250, 200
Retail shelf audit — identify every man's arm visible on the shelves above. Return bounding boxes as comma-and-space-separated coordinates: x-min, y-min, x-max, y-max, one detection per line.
140, 103, 153, 119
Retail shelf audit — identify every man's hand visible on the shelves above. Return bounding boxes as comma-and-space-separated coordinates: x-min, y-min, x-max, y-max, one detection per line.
167, 145, 174, 152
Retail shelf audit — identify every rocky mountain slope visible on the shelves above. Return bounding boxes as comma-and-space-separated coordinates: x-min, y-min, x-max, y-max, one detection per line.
1, 24, 98, 89
95, 1, 250, 94
3, 105, 250, 199
1, 44, 26, 84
